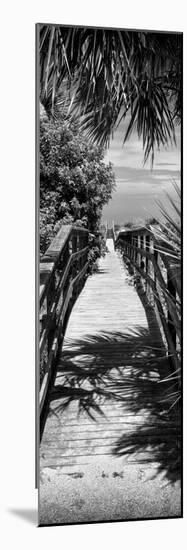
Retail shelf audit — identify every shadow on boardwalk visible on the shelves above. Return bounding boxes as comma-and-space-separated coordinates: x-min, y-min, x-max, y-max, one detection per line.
47, 325, 181, 484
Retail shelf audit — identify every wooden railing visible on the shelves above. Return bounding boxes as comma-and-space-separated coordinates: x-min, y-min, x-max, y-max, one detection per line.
115, 228, 181, 382
39, 224, 89, 416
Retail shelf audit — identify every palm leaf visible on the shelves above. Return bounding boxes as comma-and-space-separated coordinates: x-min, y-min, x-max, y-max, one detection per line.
39, 25, 182, 163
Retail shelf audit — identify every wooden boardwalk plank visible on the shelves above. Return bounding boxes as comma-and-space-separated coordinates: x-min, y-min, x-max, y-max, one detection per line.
39, 240, 181, 525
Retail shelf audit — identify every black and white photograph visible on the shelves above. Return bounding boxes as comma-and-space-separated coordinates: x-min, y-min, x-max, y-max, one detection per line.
36, 23, 182, 527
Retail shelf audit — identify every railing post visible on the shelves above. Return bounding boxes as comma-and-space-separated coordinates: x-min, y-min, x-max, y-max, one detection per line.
137, 235, 141, 266
140, 234, 145, 289
131, 236, 133, 261
154, 246, 158, 289
167, 270, 177, 349
134, 236, 138, 264
47, 275, 56, 356
145, 234, 150, 297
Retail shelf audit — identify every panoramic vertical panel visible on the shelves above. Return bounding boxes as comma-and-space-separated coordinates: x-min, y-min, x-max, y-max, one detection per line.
36, 23, 182, 526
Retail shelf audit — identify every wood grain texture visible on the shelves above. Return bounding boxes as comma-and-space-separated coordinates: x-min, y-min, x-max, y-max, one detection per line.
39, 239, 181, 525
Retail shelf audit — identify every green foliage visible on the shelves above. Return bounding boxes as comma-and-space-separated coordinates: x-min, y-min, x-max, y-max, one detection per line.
40, 115, 115, 255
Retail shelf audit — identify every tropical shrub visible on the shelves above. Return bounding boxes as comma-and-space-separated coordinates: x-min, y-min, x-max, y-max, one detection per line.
40, 113, 115, 259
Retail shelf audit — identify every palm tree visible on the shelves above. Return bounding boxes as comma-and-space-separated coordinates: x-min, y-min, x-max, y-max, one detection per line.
39, 25, 182, 163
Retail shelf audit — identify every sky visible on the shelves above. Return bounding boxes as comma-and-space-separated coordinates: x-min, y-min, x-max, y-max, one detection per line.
102, 119, 181, 226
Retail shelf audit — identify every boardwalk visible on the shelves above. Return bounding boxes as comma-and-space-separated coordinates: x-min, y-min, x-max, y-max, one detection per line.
39, 240, 181, 525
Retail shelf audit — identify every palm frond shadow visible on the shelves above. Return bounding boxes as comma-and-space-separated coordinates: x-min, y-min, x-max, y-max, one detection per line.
113, 417, 181, 484
47, 325, 181, 482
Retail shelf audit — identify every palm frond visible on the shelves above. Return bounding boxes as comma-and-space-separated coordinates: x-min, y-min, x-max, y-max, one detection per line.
39, 25, 182, 163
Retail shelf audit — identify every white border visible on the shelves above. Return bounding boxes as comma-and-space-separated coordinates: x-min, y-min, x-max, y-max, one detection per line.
1, 0, 186, 547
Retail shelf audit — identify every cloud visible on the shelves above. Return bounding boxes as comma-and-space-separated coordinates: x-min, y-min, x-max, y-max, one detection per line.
155, 162, 177, 166
114, 166, 180, 187
104, 118, 181, 172
103, 117, 181, 224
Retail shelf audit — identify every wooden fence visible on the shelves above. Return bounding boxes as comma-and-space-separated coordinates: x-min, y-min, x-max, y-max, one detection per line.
39, 224, 89, 416
115, 227, 181, 383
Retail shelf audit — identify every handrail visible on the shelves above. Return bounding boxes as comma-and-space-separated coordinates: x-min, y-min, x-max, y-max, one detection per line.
39, 224, 89, 416
115, 228, 181, 382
